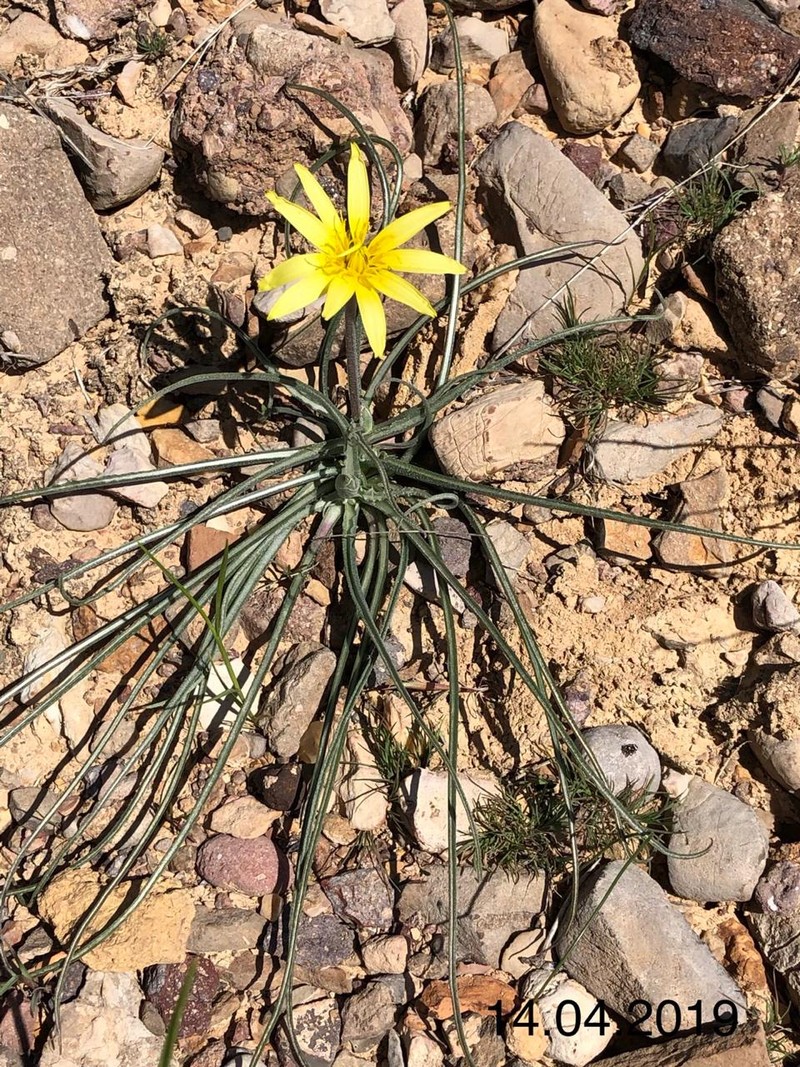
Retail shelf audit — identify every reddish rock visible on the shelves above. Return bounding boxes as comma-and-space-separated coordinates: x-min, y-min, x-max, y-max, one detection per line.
143, 955, 219, 1039
196, 833, 288, 895
628, 0, 800, 102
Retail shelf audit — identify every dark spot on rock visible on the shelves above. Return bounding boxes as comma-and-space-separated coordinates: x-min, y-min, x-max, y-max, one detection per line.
621, 743, 638, 756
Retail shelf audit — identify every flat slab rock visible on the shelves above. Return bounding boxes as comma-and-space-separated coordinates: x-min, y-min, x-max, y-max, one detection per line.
0, 104, 111, 368
593, 1017, 770, 1067
554, 861, 746, 1026
627, 0, 800, 102
474, 121, 643, 349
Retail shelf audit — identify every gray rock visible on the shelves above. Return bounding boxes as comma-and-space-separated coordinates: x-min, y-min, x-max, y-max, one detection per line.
323, 867, 394, 931
746, 663, 800, 791
582, 725, 661, 794
591, 404, 724, 484
188, 906, 268, 954
667, 777, 769, 902
0, 105, 111, 370
587, 1018, 772, 1067
340, 982, 396, 1052
607, 171, 653, 208
44, 98, 164, 210
54, 0, 134, 41
431, 16, 509, 71
628, 0, 800, 102
554, 861, 746, 1027
257, 641, 336, 760
754, 860, 800, 915
318, 0, 395, 45
733, 101, 800, 190
415, 81, 497, 167
103, 447, 170, 508
474, 122, 643, 349
146, 224, 183, 258
748, 875, 800, 1009
484, 518, 530, 588
661, 116, 739, 180
295, 913, 357, 974
290, 997, 341, 1067
431, 516, 473, 579
750, 729, 800, 791
388, 0, 428, 89
96, 404, 151, 457
653, 467, 732, 572
172, 19, 411, 214
752, 580, 800, 632
756, 382, 789, 430
714, 177, 800, 379
47, 444, 118, 532
399, 863, 545, 968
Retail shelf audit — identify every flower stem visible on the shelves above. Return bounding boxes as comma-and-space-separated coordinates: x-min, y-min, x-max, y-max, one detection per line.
344, 299, 362, 424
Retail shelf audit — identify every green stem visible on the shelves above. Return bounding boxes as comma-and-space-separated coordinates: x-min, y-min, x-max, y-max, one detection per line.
344, 299, 362, 424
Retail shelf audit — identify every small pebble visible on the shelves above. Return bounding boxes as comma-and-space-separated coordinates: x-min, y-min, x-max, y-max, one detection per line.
752, 580, 800, 633
217, 226, 233, 242
146, 224, 183, 259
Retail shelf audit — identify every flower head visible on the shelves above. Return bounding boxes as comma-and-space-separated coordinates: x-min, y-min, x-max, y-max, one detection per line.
258, 143, 466, 358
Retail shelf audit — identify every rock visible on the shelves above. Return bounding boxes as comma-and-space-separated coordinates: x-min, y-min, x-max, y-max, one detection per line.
555, 861, 746, 1027
713, 176, 800, 380
756, 381, 789, 431
528, 968, 618, 1066
580, 0, 621, 12
484, 518, 530, 587
593, 1018, 770, 1066
608, 171, 653, 208
0, 13, 80, 71
431, 16, 509, 71
46, 445, 118, 531
420, 975, 515, 1020
196, 833, 288, 895
0, 105, 111, 369
257, 641, 335, 760
475, 123, 644, 348
44, 98, 164, 210
654, 467, 733, 571
324, 867, 393, 931
151, 427, 216, 473
295, 913, 357, 987
746, 663, 800, 790
487, 53, 537, 121
403, 767, 499, 855
596, 516, 651, 563
581, 725, 661, 793
430, 379, 564, 484
733, 100, 800, 189
361, 934, 409, 974
185, 523, 237, 572
754, 860, 800, 915
290, 996, 341, 1067
340, 732, 389, 831
592, 405, 724, 484
188, 905, 267, 953
667, 776, 769, 902
617, 133, 659, 172
209, 796, 277, 838
116, 59, 145, 106
39, 971, 163, 1067
399, 863, 545, 967
388, 0, 428, 88
340, 981, 396, 1052
501, 926, 547, 978
143, 955, 219, 1039
415, 82, 497, 167
54, 0, 134, 41
97, 403, 151, 456
103, 446, 170, 508
172, 20, 411, 214
318, 0, 394, 44
534, 0, 640, 134
407, 1035, 444, 1067
752, 580, 800, 632
146, 224, 183, 258
249, 762, 303, 810
661, 116, 739, 181
628, 0, 800, 102
38, 868, 193, 971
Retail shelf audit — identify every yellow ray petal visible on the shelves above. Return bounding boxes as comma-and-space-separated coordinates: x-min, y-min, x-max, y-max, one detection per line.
367, 201, 452, 256
381, 247, 467, 276
294, 164, 342, 233
347, 143, 371, 246
322, 273, 356, 321
266, 191, 331, 250
355, 283, 387, 359
370, 270, 437, 318
267, 270, 331, 320
258, 253, 324, 291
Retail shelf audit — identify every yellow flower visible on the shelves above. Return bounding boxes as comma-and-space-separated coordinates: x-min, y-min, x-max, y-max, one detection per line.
258, 143, 466, 359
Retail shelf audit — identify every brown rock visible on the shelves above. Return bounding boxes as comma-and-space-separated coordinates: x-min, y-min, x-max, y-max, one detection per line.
143, 956, 220, 1040
196, 833, 289, 895
171, 19, 411, 214
0, 105, 111, 369
185, 523, 238, 572
38, 868, 193, 971
594, 1017, 770, 1067
420, 975, 515, 1020
151, 427, 216, 477
628, 0, 800, 102
596, 516, 651, 563
654, 467, 733, 571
